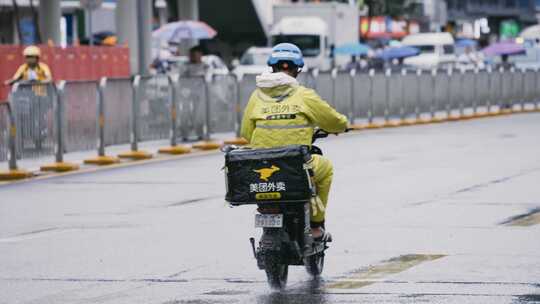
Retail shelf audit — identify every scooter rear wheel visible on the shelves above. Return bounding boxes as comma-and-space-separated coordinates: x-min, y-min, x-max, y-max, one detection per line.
264, 255, 288, 290
305, 251, 325, 276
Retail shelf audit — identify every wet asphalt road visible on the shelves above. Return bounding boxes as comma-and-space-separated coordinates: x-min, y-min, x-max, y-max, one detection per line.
1, 113, 540, 304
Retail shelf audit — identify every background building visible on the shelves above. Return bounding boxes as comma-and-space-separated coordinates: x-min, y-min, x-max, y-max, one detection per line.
446, 0, 538, 44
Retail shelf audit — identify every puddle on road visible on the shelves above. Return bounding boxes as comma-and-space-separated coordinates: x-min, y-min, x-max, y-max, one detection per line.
327, 254, 446, 289
501, 208, 540, 227
0, 224, 137, 243
48, 180, 185, 185
514, 294, 540, 303
204, 290, 250, 296
165, 195, 221, 208
163, 300, 237, 304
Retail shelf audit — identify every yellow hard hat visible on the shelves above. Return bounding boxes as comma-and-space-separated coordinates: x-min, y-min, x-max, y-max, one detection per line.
23, 45, 41, 57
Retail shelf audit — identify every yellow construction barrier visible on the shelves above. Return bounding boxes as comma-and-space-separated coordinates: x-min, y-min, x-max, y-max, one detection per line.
40, 162, 80, 172
158, 145, 192, 155
192, 141, 222, 150
118, 150, 153, 160
83, 156, 120, 166
0, 169, 33, 181
223, 137, 249, 145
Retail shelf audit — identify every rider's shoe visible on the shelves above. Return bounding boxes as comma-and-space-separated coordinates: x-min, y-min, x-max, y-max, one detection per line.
312, 227, 332, 242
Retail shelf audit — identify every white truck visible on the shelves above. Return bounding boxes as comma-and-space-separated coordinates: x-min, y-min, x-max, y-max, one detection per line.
270, 2, 359, 71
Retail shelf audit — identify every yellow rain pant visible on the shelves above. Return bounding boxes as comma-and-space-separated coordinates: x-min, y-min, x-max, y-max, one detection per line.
310, 154, 333, 225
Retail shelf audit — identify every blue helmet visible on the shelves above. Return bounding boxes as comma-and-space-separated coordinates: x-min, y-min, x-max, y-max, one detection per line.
267, 43, 304, 68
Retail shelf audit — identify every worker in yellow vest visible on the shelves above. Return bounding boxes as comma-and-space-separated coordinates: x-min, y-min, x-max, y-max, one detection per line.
241, 43, 348, 242
5, 46, 52, 85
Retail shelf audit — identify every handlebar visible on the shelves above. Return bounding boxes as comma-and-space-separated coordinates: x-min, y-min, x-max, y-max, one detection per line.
312, 127, 352, 143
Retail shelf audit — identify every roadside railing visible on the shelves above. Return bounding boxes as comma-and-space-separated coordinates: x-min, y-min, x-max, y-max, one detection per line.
1, 67, 540, 176
0, 103, 10, 162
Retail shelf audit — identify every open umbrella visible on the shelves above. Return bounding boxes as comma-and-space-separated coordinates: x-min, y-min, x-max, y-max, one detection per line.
376, 46, 420, 60
152, 20, 217, 44
482, 42, 525, 56
334, 42, 371, 56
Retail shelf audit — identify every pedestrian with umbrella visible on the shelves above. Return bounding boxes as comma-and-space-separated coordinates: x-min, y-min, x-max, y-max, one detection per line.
482, 41, 526, 70
152, 20, 217, 44
152, 20, 218, 142
482, 41, 526, 109
152, 20, 218, 75
333, 42, 371, 71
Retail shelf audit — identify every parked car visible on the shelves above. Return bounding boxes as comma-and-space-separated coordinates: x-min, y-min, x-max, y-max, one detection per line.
168, 55, 229, 76
402, 32, 457, 69
233, 47, 273, 78
509, 47, 540, 70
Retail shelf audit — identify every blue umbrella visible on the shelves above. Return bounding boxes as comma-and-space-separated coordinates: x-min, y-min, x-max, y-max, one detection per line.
334, 43, 371, 56
456, 39, 477, 48
376, 46, 420, 60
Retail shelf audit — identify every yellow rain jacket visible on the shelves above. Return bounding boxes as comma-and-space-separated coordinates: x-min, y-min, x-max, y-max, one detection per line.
12, 62, 52, 82
241, 72, 347, 148
240, 72, 348, 224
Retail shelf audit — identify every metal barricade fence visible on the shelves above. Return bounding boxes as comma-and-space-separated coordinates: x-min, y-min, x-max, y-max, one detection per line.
0, 103, 8, 162
369, 71, 387, 119
351, 72, 371, 121
102, 78, 132, 146
417, 70, 434, 118
315, 72, 333, 106
475, 69, 490, 112
10, 83, 56, 159
236, 74, 257, 136
3, 69, 540, 167
137, 75, 171, 141
400, 71, 420, 120
448, 69, 463, 116
513, 69, 522, 109
297, 71, 317, 89
535, 69, 540, 108
176, 76, 208, 140
238, 74, 257, 111
386, 71, 402, 120
0, 102, 21, 172
209, 74, 238, 133
523, 70, 535, 105
461, 70, 476, 110
334, 72, 352, 118
62, 81, 99, 152
434, 69, 449, 115
488, 69, 499, 111
501, 69, 514, 108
